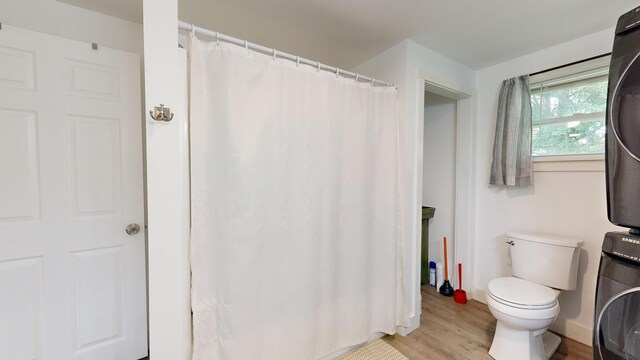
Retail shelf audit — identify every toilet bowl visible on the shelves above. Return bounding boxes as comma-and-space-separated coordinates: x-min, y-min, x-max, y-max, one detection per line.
487, 277, 560, 360
486, 232, 583, 360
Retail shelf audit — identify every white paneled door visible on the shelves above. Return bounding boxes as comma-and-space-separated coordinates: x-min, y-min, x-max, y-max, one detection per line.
0, 25, 147, 360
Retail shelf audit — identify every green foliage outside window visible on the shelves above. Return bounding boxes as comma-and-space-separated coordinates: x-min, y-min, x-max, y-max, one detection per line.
531, 79, 607, 156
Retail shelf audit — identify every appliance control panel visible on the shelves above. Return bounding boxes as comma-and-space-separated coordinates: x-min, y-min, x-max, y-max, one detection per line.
603, 231, 640, 264
616, 6, 640, 35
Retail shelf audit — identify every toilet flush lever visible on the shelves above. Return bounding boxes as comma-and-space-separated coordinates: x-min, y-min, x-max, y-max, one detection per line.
505, 240, 515, 246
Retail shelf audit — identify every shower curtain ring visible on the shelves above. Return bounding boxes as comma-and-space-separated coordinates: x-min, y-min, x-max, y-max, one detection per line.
273, 48, 277, 61
245, 40, 249, 54
355, 73, 359, 82
336, 68, 340, 78
296, 56, 300, 67
215, 31, 220, 46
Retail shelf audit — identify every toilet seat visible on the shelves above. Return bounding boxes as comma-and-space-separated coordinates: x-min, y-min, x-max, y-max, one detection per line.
488, 277, 558, 310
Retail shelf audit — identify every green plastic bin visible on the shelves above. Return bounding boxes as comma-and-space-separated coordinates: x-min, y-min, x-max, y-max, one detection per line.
421, 206, 436, 285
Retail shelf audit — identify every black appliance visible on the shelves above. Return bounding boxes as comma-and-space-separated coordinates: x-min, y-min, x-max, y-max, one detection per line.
594, 232, 640, 359
606, 6, 640, 233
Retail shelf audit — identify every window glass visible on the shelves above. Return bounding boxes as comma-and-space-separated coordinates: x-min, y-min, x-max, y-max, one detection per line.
530, 57, 610, 158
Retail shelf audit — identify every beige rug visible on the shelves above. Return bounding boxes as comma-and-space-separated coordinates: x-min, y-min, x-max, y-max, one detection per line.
337, 339, 408, 360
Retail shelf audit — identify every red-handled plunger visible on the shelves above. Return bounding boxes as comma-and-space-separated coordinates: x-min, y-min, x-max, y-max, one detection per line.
454, 263, 467, 304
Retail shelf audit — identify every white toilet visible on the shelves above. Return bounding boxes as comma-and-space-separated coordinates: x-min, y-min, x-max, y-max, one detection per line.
486, 232, 583, 360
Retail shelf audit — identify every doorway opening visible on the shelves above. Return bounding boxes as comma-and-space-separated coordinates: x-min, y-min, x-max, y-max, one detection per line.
415, 74, 475, 303
423, 91, 457, 283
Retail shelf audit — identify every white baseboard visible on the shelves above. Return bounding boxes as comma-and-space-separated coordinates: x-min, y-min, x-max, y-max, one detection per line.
464, 288, 475, 300
549, 318, 592, 346
472, 287, 487, 304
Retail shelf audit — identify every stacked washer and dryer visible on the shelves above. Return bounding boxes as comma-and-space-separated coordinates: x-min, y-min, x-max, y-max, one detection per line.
593, 6, 640, 360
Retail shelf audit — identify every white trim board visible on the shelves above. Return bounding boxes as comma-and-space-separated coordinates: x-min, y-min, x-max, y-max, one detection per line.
417, 69, 476, 100
550, 318, 592, 346
533, 159, 605, 172
473, 287, 487, 304
143, 0, 192, 358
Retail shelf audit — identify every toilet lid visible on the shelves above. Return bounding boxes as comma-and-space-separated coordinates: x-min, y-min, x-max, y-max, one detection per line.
488, 277, 557, 308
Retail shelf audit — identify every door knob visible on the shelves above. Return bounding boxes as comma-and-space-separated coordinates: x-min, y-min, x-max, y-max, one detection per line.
125, 223, 141, 235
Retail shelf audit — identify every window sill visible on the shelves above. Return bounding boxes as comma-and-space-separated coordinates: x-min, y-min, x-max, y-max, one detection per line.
532, 154, 605, 172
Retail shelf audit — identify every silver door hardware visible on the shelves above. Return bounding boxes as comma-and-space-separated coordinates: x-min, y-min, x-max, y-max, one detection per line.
505, 240, 515, 246
149, 104, 174, 122
125, 223, 141, 235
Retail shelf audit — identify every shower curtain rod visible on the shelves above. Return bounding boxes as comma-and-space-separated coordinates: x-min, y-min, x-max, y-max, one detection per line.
178, 20, 395, 88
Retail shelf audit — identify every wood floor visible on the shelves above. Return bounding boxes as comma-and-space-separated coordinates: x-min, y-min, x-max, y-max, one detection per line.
383, 285, 593, 360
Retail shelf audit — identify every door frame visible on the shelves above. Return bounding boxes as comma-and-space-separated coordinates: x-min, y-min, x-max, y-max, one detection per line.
143, 0, 192, 359
414, 69, 476, 301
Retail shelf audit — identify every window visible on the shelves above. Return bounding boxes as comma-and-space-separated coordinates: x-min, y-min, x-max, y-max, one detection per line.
530, 56, 610, 158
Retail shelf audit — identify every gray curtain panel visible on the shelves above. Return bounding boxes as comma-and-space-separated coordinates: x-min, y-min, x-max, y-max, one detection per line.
489, 75, 533, 187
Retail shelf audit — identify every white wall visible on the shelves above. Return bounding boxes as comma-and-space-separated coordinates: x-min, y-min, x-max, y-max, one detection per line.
354, 39, 475, 334
423, 93, 457, 280
474, 28, 623, 345
1, 0, 143, 55
351, 41, 408, 135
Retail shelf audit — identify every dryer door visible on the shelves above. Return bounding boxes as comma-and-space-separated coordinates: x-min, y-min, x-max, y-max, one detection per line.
595, 281, 640, 359
595, 254, 640, 360
593, 254, 640, 360
611, 53, 640, 162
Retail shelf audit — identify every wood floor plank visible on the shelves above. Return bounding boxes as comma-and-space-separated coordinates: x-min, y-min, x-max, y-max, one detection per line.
384, 286, 593, 360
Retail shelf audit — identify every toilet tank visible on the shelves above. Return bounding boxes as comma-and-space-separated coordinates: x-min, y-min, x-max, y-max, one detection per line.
507, 232, 584, 290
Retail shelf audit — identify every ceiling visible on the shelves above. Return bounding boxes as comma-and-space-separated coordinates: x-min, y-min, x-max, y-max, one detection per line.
58, 0, 639, 70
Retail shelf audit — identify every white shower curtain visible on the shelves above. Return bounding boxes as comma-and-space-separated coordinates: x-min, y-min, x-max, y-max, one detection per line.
189, 36, 407, 360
